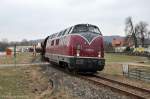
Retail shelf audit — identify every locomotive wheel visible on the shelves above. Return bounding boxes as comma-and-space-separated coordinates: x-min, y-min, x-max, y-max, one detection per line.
98, 65, 104, 71
65, 63, 72, 72
64, 63, 76, 73
67, 64, 74, 72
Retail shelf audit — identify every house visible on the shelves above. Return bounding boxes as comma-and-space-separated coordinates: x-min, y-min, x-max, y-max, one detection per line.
112, 35, 150, 53
112, 38, 125, 47
112, 38, 126, 52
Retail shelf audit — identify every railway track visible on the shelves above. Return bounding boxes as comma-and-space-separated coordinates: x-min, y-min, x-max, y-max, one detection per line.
41, 63, 150, 98
80, 74, 150, 99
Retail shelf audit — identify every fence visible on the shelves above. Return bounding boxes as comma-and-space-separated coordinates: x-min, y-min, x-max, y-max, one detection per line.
123, 64, 150, 82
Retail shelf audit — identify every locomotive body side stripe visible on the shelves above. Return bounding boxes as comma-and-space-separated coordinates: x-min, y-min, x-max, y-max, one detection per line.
48, 34, 102, 45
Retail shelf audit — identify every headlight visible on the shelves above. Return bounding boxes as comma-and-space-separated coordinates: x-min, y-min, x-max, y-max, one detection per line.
76, 44, 81, 56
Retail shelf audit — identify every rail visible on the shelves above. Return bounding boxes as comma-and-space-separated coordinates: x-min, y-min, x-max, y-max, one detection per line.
79, 74, 150, 99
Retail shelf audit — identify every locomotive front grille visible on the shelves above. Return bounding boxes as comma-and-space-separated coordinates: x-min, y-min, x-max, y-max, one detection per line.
76, 59, 84, 64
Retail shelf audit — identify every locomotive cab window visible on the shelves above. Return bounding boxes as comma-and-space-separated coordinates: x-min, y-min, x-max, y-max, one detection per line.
71, 24, 101, 34
88, 26, 101, 34
56, 39, 59, 45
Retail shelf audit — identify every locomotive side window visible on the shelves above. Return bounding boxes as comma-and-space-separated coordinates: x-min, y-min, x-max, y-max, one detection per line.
56, 39, 59, 45
57, 31, 63, 37
51, 40, 54, 46
64, 27, 72, 35
49, 35, 52, 39
53, 33, 58, 38
61, 29, 67, 36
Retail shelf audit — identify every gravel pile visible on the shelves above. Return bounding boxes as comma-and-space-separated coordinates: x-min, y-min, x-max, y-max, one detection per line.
41, 65, 132, 99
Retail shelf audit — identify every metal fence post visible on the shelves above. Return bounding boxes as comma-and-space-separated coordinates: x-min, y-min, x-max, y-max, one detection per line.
14, 44, 16, 66
122, 64, 129, 76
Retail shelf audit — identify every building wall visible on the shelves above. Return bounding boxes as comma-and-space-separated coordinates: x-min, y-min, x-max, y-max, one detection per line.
115, 47, 126, 52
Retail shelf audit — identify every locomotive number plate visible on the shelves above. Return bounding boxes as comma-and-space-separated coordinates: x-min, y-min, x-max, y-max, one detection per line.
85, 49, 94, 52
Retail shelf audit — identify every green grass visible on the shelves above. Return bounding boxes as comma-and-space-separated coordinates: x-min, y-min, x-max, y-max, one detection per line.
105, 53, 148, 63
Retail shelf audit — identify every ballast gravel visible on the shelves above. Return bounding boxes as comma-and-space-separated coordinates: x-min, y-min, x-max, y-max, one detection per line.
41, 64, 132, 99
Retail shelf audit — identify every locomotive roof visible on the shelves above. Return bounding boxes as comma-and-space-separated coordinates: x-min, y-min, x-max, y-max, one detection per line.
75, 24, 98, 27
48, 24, 100, 39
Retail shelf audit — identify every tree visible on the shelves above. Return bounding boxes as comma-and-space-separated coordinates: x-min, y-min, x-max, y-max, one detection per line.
125, 17, 134, 36
20, 39, 29, 46
104, 41, 114, 52
135, 21, 148, 47
0, 38, 9, 51
125, 17, 150, 48
125, 17, 137, 47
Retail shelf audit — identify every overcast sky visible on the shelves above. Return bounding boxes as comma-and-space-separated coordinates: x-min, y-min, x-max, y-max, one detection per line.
0, 0, 150, 41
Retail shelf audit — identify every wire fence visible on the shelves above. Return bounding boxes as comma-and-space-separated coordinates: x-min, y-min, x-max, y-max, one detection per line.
123, 64, 150, 82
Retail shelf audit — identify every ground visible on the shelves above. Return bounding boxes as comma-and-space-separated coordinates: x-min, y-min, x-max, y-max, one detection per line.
101, 53, 150, 88
103, 53, 150, 75
0, 65, 53, 99
0, 52, 149, 99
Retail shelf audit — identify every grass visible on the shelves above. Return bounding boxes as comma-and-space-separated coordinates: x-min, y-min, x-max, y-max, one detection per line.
102, 63, 122, 75
101, 53, 150, 89
0, 65, 73, 99
105, 53, 149, 63
0, 52, 36, 64
0, 65, 54, 99
0, 67, 30, 98
103, 53, 150, 75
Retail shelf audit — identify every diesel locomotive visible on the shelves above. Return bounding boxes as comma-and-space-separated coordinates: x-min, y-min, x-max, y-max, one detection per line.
41, 24, 105, 73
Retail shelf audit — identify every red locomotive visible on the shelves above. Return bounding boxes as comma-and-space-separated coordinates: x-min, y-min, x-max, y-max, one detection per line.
41, 24, 105, 73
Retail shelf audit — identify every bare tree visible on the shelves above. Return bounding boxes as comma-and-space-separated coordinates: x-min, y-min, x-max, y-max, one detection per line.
125, 17, 134, 36
104, 41, 114, 52
125, 17, 137, 47
0, 38, 9, 51
135, 21, 148, 47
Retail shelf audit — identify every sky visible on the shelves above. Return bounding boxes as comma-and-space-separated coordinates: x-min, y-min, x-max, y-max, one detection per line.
0, 0, 150, 41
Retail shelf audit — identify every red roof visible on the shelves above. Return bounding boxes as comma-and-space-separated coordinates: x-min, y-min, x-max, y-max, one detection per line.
112, 38, 125, 47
